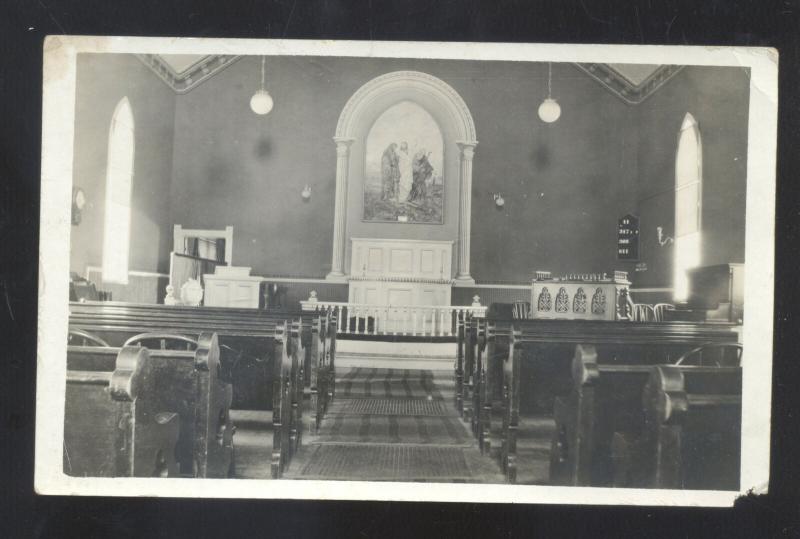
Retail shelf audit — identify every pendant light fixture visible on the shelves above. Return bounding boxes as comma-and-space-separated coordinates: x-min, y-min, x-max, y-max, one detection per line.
538, 62, 561, 123
250, 56, 274, 115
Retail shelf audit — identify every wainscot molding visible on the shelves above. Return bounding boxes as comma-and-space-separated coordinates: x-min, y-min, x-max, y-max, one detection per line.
85, 266, 169, 280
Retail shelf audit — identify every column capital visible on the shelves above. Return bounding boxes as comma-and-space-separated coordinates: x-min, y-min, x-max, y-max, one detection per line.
456, 140, 478, 160
334, 137, 355, 154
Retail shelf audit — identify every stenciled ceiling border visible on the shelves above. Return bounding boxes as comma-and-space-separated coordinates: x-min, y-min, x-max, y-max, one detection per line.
574, 63, 685, 105
136, 54, 242, 94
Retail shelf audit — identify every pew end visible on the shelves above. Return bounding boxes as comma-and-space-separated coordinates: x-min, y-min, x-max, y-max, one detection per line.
642, 365, 742, 490
64, 347, 181, 477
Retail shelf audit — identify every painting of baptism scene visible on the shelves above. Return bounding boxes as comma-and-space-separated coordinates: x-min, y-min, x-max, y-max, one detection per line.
363, 101, 444, 223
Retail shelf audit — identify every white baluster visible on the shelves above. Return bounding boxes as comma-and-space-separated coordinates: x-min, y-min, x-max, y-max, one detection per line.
337, 306, 343, 333
373, 307, 379, 335
412, 309, 418, 336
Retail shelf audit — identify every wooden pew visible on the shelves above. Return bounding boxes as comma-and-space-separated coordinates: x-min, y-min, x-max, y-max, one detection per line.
455, 312, 481, 417
124, 333, 235, 478
274, 310, 338, 432
67, 333, 236, 478
548, 344, 654, 486
67, 307, 298, 477
500, 319, 740, 484
64, 345, 180, 477
475, 319, 513, 455
633, 364, 742, 490
460, 315, 485, 423
69, 302, 336, 426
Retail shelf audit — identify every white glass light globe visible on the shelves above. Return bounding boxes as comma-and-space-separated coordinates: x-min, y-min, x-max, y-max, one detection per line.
538, 98, 561, 123
250, 90, 274, 115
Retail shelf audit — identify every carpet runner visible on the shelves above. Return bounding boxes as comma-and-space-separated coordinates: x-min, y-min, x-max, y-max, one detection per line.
284, 367, 506, 482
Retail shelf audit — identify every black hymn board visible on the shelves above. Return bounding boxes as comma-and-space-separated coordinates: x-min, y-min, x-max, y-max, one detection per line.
617, 214, 639, 260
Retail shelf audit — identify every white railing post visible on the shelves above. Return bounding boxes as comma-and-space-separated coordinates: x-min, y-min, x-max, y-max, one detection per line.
299, 300, 488, 338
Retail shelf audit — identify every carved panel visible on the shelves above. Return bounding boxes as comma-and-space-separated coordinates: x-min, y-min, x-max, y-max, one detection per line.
555, 287, 569, 313
573, 288, 587, 313
591, 288, 607, 315
537, 287, 552, 312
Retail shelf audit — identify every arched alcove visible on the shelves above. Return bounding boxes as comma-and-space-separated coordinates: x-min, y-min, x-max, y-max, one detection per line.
326, 71, 478, 284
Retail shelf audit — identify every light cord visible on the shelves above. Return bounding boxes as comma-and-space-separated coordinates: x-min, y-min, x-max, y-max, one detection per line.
547, 62, 552, 99
260, 56, 266, 90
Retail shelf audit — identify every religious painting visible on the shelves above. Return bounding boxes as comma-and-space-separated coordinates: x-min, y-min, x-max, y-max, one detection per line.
363, 101, 444, 224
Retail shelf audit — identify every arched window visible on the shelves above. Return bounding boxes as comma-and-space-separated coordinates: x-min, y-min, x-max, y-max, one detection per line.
673, 113, 702, 301
102, 97, 135, 284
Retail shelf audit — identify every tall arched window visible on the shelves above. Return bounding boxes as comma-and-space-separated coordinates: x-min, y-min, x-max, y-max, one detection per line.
673, 113, 702, 301
102, 97, 135, 284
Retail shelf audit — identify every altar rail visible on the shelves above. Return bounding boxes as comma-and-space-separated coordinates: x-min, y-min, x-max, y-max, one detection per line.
300, 300, 487, 337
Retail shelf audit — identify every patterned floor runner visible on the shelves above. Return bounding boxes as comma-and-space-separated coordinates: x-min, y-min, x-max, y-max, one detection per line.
283, 367, 507, 482
291, 444, 472, 481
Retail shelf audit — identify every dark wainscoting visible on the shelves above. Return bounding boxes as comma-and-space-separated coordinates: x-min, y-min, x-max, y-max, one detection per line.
451, 285, 531, 307
86, 268, 169, 304
262, 279, 349, 311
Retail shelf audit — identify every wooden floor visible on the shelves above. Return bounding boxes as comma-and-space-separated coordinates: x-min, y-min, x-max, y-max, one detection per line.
233, 367, 553, 483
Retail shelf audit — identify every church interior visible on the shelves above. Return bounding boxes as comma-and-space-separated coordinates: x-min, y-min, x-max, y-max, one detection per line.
64, 52, 749, 489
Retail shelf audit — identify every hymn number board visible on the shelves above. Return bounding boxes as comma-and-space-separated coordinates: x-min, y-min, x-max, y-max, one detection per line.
617, 214, 640, 260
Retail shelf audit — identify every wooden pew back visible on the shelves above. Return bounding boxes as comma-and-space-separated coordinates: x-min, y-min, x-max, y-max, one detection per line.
67, 333, 236, 478
548, 344, 653, 486
640, 364, 742, 490
69, 301, 303, 411
64, 346, 180, 477
498, 319, 740, 483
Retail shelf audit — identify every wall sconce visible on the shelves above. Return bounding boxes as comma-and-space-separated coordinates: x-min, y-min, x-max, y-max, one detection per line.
71, 187, 86, 225
656, 226, 674, 246
492, 193, 505, 208
301, 185, 312, 201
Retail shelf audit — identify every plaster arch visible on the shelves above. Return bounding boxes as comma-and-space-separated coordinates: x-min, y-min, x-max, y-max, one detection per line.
327, 71, 478, 284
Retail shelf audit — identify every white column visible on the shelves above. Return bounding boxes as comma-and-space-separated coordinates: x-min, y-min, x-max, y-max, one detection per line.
327, 137, 354, 281
455, 141, 477, 284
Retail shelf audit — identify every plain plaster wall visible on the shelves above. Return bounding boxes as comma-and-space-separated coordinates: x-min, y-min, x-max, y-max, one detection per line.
634, 66, 750, 289
69, 55, 750, 295
69, 53, 176, 278
170, 57, 639, 282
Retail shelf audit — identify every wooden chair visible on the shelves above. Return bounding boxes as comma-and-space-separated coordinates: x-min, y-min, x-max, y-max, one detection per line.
653, 303, 675, 322
675, 342, 743, 367
68, 328, 110, 347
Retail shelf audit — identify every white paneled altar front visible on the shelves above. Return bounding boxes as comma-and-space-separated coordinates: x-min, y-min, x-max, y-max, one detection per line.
348, 238, 453, 307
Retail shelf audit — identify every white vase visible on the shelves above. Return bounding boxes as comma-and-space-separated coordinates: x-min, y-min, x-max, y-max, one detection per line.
180, 278, 204, 306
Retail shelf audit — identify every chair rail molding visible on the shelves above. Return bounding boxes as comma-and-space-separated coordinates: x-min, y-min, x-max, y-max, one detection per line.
326, 70, 478, 285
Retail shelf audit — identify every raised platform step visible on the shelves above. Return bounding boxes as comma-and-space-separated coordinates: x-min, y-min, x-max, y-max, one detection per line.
335, 340, 456, 370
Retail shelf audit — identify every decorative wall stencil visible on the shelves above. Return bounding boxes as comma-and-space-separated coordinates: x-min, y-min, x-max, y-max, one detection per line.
573, 287, 587, 313
363, 101, 444, 224
137, 55, 241, 94
591, 287, 607, 314
574, 63, 685, 105
537, 287, 552, 312
555, 287, 569, 313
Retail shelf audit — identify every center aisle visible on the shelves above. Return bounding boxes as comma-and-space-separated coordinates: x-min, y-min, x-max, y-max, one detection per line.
284, 367, 506, 482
